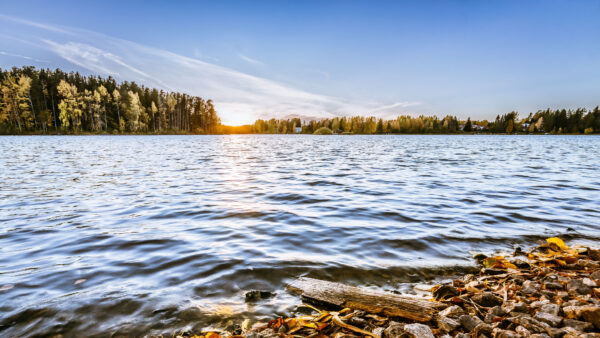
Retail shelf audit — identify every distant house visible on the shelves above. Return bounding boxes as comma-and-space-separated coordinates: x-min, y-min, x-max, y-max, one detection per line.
472, 124, 485, 131
295, 126, 302, 133
521, 123, 531, 131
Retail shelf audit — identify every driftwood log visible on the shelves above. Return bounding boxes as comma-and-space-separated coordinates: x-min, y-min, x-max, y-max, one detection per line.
287, 277, 444, 322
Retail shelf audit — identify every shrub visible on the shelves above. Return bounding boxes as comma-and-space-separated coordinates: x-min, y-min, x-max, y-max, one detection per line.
313, 127, 333, 135
584, 127, 594, 134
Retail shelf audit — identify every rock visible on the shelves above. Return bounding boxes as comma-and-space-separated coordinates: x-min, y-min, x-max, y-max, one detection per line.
403, 323, 434, 338
384, 321, 405, 338
348, 316, 367, 328
545, 281, 564, 290
563, 318, 593, 332
522, 280, 541, 295
439, 305, 464, 318
493, 328, 518, 338
530, 334, 551, 338
489, 305, 506, 317
483, 268, 506, 275
539, 303, 560, 316
472, 292, 503, 307
582, 278, 597, 287
511, 258, 531, 269
579, 306, 600, 329
588, 249, 600, 261
433, 284, 460, 300
562, 305, 582, 319
459, 314, 483, 332
534, 311, 563, 327
257, 328, 278, 338
372, 327, 384, 338
531, 300, 550, 308
515, 325, 531, 336
436, 315, 460, 333
567, 279, 592, 295
244, 290, 274, 302
474, 323, 493, 336
502, 301, 528, 313
590, 270, 600, 281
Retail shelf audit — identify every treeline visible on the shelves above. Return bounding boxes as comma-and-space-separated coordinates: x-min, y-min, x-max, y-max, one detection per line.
245, 108, 600, 134
0, 66, 220, 134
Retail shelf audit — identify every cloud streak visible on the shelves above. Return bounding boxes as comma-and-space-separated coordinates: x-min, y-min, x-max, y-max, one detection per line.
0, 15, 421, 125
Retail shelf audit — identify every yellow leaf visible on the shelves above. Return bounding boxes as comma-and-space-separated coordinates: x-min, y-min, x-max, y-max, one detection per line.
546, 237, 567, 250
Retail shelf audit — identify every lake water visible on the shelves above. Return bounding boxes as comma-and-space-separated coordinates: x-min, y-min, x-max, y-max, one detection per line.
1, 135, 599, 336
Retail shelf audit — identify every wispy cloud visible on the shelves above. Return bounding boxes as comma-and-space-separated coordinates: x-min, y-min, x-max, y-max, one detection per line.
0, 51, 49, 63
193, 48, 219, 62
0, 15, 422, 125
238, 53, 263, 65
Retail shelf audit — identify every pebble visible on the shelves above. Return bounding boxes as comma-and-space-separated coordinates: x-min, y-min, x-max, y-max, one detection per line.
402, 323, 434, 338
458, 314, 482, 332
438, 305, 464, 318
539, 303, 560, 316
534, 311, 563, 327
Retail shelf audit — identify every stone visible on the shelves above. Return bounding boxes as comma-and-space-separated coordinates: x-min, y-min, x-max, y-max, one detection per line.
372, 327, 384, 338
402, 323, 434, 338
436, 315, 460, 333
439, 305, 465, 318
472, 292, 503, 307
562, 305, 582, 319
244, 290, 274, 302
567, 279, 592, 295
539, 303, 560, 316
459, 314, 483, 332
531, 300, 550, 308
502, 301, 528, 313
582, 278, 597, 287
257, 328, 278, 338
534, 311, 563, 327
530, 334, 551, 338
522, 280, 541, 295
433, 284, 459, 300
493, 328, 518, 338
590, 270, 600, 281
515, 325, 531, 336
474, 323, 493, 336
348, 316, 367, 327
489, 305, 506, 317
563, 318, 593, 332
545, 281, 564, 290
384, 321, 405, 338
579, 306, 600, 329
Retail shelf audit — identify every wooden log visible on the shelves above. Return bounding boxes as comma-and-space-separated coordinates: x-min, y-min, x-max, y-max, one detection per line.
287, 277, 444, 322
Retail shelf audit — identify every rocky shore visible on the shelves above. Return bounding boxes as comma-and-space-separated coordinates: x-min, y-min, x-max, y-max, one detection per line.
183, 238, 600, 338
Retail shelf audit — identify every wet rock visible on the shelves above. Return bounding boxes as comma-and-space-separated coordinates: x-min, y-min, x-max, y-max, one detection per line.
439, 305, 464, 318
402, 323, 434, 338
579, 306, 600, 329
436, 315, 460, 333
539, 303, 560, 316
534, 311, 563, 327
563, 318, 593, 332
567, 279, 592, 295
510, 258, 531, 269
459, 314, 483, 332
472, 292, 503, 307
244, 290, 274, 302
384, 321, 405, 338
483, 268, 507, 275
433, 284, 460, 300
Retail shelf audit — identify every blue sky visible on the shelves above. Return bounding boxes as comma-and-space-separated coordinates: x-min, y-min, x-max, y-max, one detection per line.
1, 0, 599, 125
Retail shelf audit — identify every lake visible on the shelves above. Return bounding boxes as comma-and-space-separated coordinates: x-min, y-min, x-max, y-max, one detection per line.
1, 135, 599, 336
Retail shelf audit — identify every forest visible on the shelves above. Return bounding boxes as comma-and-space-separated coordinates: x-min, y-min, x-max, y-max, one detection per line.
2, 66, 599, 135
0, 66, 220, 134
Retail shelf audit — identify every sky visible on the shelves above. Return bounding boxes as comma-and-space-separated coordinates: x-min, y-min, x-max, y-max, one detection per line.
1, 0, 599, 125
